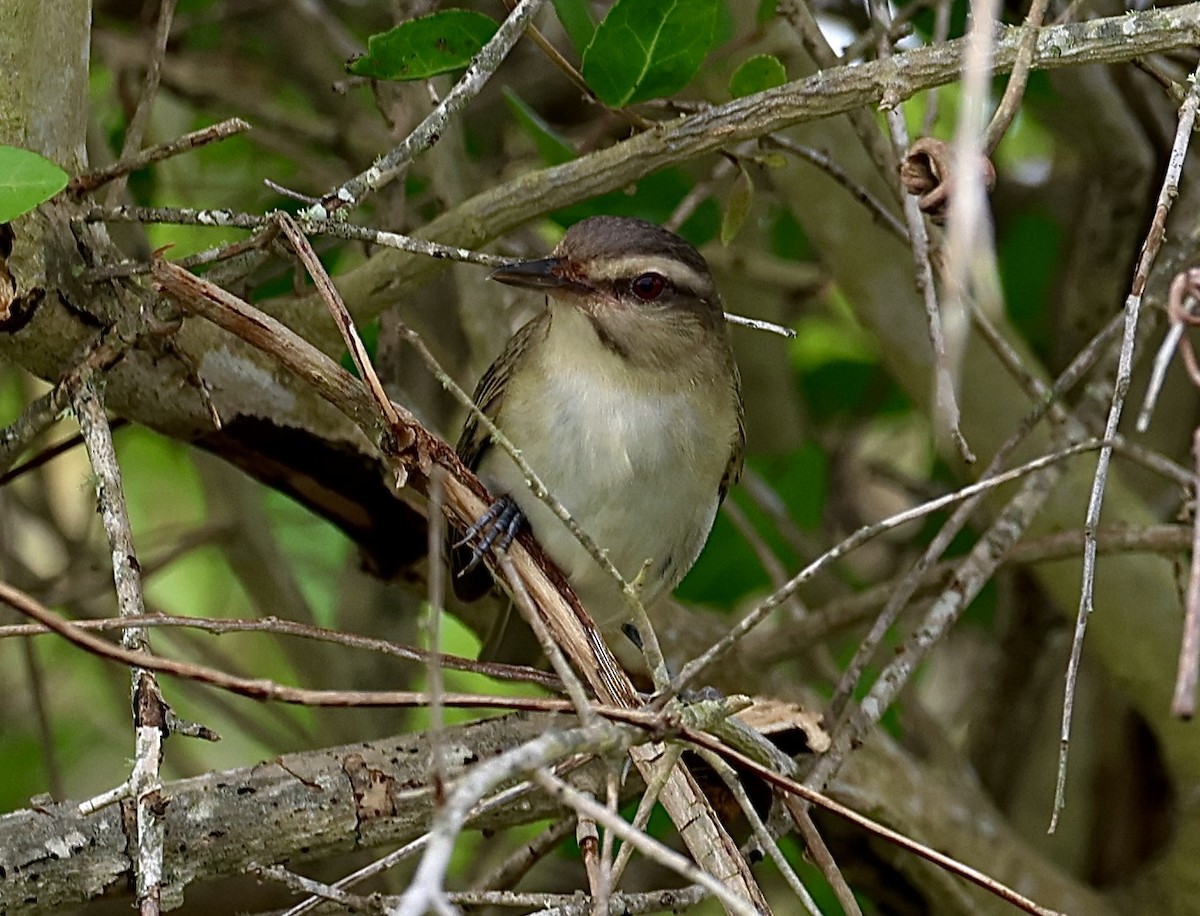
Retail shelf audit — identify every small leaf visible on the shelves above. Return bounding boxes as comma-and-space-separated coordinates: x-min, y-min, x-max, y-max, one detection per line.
552, 0, 596, 55
729, 54, 787, 99
348, 10, 498, 81
503, 90, 576, 166
0, 147, 68, 223
582, 0, 719, 107
721, 166, 754, 246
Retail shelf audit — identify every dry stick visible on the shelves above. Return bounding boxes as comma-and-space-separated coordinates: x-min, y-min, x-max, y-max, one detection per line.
0, 329, 138, 476
942, 0, 1004, 443
657, 439, 1106, 708
1166, 276, 1200, 717
89, 202, 795, 338
105, 0, 178, 205
1175, 428, 1200, 718
282, 756, 593, 916
541, 886, 710, 916
90, 202, 794, 340
0, 577, 592, 714
391, 722, 645, 916
280, 836, 431, 916
1137, 268, 1200, 431
743, 523, 1192, 662
260, 866, 373, 912
870, 0, 974, 466
532, 770, 763, 916
686, 731, 1066, 916
788, 804, 862, 916
607, 744, 684, 887
150, 261, 767, 915
1056, 58, 1200, 832
575, 802, 606, 916
274, 212, 401, 430
87, 204, 513, 266
499, 553, 597, 723
306, 0, 547, 218
70, 118, 250, 194
0, 611, 561, 689
70, 377, 166, 916
983, 0, 1052, 153
693, 748, 824, 916
426, 468, 448, 802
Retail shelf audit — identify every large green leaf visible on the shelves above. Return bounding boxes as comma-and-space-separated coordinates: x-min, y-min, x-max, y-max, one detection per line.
0, 147, 68, 223
348, 10, 498, 81
581, 0, 719, 107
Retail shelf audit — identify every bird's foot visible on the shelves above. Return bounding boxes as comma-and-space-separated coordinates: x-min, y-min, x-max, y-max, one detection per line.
456, 494, 525, 574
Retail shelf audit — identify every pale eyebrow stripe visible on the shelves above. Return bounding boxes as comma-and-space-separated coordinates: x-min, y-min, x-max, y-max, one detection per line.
584, 255, 709, 293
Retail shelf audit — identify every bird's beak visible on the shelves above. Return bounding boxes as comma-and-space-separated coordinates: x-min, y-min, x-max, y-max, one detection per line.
489, 257, 579, 292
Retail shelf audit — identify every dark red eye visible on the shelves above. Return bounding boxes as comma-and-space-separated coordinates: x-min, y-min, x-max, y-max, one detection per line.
631, 272, 667, 301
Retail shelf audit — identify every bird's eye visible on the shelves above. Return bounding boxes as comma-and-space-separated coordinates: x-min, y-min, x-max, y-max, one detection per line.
630, 273, 668, 301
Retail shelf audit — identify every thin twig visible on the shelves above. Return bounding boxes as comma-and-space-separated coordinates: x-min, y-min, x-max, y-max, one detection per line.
1173, 427, 1200, 718
392, 721, 642, 916
105, 0, 178, 206
1056, 57, 1200, 832
533, 770, 763, 916
984, 0, 1052, 153
657, 439, 1107, 707
0, 611, 561, 689
1137, 268, 1200, 431
471, 817, 577, 892
694, 748, 824, 915
274, 212, 401, 428
499, 554, 597, 724
788, 803, 862, 916
426, 468, 448, 801
70, 376, 166, 916
307, 0, 547, 218
686, 730, 1066, 916
0, 579, 591, 713
764, 135, 908, 242
70, 118, 250, 194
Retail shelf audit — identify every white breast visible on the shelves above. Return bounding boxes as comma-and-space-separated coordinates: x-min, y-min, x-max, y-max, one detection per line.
476, 307, 734, 632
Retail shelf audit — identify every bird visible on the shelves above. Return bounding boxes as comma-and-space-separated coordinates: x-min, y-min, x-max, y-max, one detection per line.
454, 215, 744, 666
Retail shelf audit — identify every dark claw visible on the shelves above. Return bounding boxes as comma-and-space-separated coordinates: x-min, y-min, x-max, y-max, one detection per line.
456, 494, 525, 574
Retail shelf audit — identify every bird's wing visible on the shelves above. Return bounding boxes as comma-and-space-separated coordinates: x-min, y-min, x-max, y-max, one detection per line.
718, 360, 746, 504
453, 311, 549, 603
456, 311, 549, 469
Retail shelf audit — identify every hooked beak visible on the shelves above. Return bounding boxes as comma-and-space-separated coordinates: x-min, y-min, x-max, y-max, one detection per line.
489, 257, 583, 293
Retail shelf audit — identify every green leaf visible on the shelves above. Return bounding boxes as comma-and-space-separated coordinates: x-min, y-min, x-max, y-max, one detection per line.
552, 0, 596, 54
581, 0, 719, 107
0, 147, 68, 223
720, 166, 753, 245
503, 89, 576, 166
729, 54, 787, 99
348, 10, 498, 81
